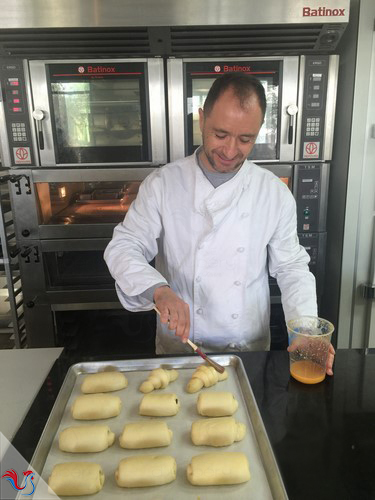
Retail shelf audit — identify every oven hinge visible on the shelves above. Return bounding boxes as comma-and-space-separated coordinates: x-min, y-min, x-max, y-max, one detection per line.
362, 283, 375, 300
12, 175, 31, 195
21, 245, 40, 263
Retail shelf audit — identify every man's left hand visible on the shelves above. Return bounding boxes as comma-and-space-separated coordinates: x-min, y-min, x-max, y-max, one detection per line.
326, 343, 335, 376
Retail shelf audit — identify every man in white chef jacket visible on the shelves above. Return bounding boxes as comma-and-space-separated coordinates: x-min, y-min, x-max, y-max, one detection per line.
104, 73, 334, 374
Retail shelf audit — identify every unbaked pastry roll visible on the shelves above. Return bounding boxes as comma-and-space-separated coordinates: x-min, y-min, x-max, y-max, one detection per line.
186, 365, 228, 393
197, 391, 238, 416
71, 393, 121, 420
81, 371, 128, 393
191, 417, 246, 447
139, 393, 180, 416
119, 421, 173, 449
59, 425, 115, 452
187, 452, 250, 485
115, 455, 176, 487
139, 368, 179, 393
48, 462, 104, 496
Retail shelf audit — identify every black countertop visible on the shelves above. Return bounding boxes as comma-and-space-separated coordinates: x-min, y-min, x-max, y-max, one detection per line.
12, 349, 375, 500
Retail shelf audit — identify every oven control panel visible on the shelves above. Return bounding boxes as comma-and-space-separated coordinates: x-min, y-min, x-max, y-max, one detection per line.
299, 55, 330, 161
0, 58, 34, 166
294, 163, 329, 233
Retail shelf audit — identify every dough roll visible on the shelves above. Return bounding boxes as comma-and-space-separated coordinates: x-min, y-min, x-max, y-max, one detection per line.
197, 391, 238, 417
191, 417, 246, 447
115, 455, 176, 487
139, 368, 179, 393
186, 365, 228, 393
59, 425, 115, 452
139, 393, 180, 416
119, 421, 173, 449
48, 462, 104, 496
187, 452, 251, 485
71, 393, 121, 420
81, 371, 128, 393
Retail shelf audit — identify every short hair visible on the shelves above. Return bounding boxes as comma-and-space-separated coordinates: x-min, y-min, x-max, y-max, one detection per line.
203, 72, 267, 121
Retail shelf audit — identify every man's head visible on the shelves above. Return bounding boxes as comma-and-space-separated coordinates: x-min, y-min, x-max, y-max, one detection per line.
199, 72, 266, 173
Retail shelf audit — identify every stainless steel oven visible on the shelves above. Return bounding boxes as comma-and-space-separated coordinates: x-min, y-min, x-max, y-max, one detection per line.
167, 55, 338, 163
0, 58, 167, 167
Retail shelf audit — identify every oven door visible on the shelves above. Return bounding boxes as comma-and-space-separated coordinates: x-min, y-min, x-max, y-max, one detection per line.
28, 59, 166, 166
167, 56, 298, 163
10, 168, 154, 240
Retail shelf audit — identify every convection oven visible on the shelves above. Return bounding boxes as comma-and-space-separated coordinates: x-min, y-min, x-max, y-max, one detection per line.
0, 58, 166, 168
10, 168, 154, 346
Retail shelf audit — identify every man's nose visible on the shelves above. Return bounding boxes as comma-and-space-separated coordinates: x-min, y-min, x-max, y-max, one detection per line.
222, 137, 238, 158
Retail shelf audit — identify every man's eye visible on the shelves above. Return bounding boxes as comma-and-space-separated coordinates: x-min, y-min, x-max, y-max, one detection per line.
240, 137, 255, 144
215, 134, 226, 139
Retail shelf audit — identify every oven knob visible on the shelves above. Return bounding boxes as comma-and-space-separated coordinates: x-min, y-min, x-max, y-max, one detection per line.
22, 229, 30, 237
26, 301, 35, 308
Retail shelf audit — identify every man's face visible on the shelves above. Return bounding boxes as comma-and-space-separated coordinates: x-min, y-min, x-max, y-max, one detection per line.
199, 88, 264, 173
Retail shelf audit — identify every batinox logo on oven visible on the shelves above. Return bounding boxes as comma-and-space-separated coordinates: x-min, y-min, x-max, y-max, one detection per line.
303, 6, 346, 16
223, 65, 251, 72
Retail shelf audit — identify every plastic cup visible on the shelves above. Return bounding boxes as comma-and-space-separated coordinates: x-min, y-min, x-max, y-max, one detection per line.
287, 316, 334, 384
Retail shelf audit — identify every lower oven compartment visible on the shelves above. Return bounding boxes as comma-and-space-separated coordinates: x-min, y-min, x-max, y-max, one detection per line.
18, 237, 156, 352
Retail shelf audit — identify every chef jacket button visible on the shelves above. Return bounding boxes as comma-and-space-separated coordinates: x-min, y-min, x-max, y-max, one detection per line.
241, 212, 249, 218
234, 280, 241, 286
196, 276, 201, 282
196, 308, 203, 315
237, 247, 245, 253
232, 313, 239, 319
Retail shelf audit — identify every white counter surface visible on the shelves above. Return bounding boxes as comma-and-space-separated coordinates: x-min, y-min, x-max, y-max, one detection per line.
0, 348, 63, 441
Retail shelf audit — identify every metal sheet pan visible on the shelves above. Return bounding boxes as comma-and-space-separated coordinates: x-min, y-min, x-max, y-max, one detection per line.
29, 355, 288, 499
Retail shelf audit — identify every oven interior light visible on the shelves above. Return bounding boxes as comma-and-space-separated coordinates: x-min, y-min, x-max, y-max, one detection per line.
58, 186, 66, 198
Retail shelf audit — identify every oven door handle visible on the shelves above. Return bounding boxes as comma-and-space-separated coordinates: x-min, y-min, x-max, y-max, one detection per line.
32, 109, 45, 150
286, 104, 299, 145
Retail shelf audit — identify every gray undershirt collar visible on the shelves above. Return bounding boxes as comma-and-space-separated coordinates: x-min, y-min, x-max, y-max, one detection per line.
195, 147, 238, 188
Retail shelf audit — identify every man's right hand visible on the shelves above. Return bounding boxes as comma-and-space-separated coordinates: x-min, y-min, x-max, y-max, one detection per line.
153, 286, 190, 343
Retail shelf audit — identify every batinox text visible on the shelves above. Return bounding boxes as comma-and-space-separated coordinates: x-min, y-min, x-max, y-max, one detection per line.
303, 7, 346, 16
86, 66, 116, 73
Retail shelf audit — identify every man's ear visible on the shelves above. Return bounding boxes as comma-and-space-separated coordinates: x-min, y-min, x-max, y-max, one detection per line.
198, 108, 204, 133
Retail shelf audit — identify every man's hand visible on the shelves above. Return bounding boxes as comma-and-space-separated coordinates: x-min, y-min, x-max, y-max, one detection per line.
153, 286, 190, 343
287, 341, 335, 376
326, 343, 335, 376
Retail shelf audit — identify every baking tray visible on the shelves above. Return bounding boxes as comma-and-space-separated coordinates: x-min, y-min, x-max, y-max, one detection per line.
29, 355, 288, 499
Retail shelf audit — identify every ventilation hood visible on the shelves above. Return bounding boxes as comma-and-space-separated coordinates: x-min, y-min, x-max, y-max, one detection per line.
0, 0, 350, 57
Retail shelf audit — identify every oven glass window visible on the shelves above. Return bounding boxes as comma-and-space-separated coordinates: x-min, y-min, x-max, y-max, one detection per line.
35, 180, 140, 225
48, 63, 150, 164
44, 249, 113, 287
186, 61, 280, 160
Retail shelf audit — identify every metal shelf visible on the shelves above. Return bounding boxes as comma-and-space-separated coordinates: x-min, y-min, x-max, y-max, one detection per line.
0, 171, 26, 348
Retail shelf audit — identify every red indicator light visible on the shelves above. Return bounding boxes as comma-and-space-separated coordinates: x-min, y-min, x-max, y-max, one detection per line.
11, 90, 19, 95
13, 98, 20, 104
9, 80, 19, 86
12, 107, 22, 112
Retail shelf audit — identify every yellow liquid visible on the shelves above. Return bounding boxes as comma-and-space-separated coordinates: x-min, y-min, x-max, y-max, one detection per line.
290, 360, 325, 384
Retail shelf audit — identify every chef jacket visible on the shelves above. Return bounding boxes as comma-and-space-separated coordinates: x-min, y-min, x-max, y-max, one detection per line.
104, 153, 317, 354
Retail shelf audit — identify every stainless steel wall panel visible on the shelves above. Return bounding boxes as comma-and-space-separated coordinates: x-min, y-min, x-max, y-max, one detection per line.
0, 0, 350, 29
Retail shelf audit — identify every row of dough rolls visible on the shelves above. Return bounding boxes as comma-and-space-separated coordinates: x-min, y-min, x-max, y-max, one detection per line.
59, 416, 245, 453
48, 452, 250, 495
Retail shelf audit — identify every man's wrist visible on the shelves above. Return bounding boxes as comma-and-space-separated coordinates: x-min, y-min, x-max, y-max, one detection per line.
153, 284, 170, 302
